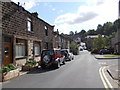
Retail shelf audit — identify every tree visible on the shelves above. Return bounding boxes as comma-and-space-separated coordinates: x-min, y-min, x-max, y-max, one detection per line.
69, 31, 74, 35
96, 24, 103, 35
93, 34, 106, 50
80, 30, 86, 35
87, 29, 96, 35
75, 31, 77, 34
102, 22, 113, 36
70, 42, 79, 55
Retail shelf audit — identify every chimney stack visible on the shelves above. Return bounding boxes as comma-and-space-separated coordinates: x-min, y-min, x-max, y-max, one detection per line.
32, 12, 38, 17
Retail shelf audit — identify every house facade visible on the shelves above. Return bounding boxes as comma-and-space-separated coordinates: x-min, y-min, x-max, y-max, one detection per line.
111, 30, 120, 54
53, 32, 70, 49
2, 2, 54, 66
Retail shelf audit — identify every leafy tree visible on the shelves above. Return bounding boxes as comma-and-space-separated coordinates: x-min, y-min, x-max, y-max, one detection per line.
93, 34, 106, 50
87, 29, 96, 35
69, 31, 74, 35
80, 30, 86, 35
70, 42, 79, 55
75, 31, 77, 34
96, 24, 103, 35
102, 22, 113, 36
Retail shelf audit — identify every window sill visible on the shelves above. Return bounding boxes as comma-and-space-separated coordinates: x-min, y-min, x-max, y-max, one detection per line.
16, 56, 26, 60
35, 55, 40, 57
27, 31, 34, 33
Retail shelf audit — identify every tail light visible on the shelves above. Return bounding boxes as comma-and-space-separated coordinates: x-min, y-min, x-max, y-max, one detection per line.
68, 54, 70, 56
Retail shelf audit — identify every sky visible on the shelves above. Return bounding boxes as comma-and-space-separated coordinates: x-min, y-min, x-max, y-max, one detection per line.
11, 0, 119, 34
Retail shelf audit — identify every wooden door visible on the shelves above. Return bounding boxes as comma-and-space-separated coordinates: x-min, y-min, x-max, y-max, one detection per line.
4, 42, 13, 66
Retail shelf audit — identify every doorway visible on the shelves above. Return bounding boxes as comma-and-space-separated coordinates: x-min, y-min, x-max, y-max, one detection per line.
3, 37, 13, 66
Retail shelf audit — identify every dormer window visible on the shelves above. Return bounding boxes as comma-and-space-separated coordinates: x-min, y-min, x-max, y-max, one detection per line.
44, 25, 48, 36
27, 18, 32, 31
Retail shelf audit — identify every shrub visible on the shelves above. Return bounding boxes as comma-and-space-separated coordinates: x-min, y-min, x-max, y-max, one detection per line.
25, 60, 37, 66
32, 60, 37, 66
8, 64, 17, 70
2, 67, 11, 73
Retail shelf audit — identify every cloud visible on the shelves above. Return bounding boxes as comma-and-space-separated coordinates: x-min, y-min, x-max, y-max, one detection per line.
55, 11, 98, 25
54, 0, 119, 34
12, 0, 41, 10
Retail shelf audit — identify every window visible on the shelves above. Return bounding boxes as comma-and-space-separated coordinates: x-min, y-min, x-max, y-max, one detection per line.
27, 18, 32, 31
34, 46, 40, 56
44, 26, 48, 36
34, 42, 41, 56
56, 50, 60, 55
16, 39, 26, 58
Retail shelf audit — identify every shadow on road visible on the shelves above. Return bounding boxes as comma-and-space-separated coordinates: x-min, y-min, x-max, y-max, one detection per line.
27, 66, 61, 74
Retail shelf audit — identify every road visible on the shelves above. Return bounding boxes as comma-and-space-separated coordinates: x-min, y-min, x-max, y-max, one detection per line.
3, 50, 105, 88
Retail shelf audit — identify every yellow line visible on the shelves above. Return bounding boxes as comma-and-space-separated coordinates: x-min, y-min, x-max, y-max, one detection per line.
99, 67, 109, 89
102, 67, 114, 90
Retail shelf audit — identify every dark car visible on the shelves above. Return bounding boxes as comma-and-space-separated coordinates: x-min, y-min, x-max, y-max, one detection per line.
99, 49, 112, 55
40, 49, 65, 69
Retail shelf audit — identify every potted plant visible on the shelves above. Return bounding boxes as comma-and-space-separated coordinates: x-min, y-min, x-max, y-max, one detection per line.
22, 60, 38, 71
2, 64, 19, 82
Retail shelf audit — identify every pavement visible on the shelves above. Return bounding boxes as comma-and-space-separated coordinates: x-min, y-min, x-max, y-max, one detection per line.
94, 54, 120, 87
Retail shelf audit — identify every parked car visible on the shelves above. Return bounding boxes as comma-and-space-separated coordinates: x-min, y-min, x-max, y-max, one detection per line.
80, 48, 83, 51
40, 49, 65, 69
91, 49, 100, 54
99, 49, 112, 55
61, 49, 74, 61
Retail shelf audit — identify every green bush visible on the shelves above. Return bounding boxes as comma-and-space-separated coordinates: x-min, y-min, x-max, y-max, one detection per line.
32, 60, 37, 65
8, 64, 16, 70
2, 67, 11, 73
25, 60, 37, 66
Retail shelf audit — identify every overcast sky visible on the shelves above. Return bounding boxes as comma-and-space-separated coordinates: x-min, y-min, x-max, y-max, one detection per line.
12, 0, 119, 34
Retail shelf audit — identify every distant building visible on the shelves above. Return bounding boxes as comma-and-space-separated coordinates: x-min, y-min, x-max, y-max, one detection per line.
52, 32, 70, 49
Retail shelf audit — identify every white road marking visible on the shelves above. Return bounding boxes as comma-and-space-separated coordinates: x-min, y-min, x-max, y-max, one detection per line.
99, 67, 109, 89
99, 66, 114, 90
102, 67, 114, 89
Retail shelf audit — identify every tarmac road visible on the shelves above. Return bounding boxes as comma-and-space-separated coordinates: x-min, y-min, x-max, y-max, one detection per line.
2, 50, 104, 88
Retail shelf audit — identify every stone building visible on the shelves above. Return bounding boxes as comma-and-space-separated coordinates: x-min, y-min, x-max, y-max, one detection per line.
53, 32, 70, 49
112, 30, 120, 54
2, 2, 54, 66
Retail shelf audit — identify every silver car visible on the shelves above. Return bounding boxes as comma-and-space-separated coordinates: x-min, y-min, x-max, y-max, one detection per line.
61, 49, 74, 61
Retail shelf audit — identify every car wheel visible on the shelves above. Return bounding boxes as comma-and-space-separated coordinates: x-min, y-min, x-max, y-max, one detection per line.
62, 60, 65, 65
56, 61, 60, 68
69, 58, 71, 61
72, 57, 74, 60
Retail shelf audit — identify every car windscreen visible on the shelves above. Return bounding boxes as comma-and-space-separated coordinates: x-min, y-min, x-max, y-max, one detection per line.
61, 51, 66, 55
42, 50, 54, 56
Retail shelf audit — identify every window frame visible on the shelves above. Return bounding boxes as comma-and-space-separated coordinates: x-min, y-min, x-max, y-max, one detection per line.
34, 42, 41, 56
27, 17, 33, 32
44, 25, 48, 36
16, 39, 26, 59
